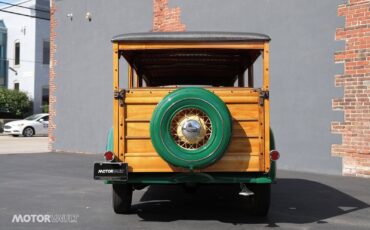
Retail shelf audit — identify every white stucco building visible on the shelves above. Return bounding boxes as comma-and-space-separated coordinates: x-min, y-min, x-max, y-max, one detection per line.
0, 0, 50, 113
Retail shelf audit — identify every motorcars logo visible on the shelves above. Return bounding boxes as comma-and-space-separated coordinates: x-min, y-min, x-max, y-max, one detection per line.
12, 214, 78, 223
98, 169, 124, 174
98, 169, 113, 173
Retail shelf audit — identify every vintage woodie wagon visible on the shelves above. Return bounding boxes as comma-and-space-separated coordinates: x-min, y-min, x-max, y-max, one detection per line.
94, 32, 280, 216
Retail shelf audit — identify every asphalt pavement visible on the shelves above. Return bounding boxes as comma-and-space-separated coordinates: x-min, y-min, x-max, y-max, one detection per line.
0, 152, 369, 230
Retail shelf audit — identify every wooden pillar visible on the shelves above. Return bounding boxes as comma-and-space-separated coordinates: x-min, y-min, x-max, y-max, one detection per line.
128, 66, 133, 89
237, 73, 245, 87
133, 70, 139, 88
263, 42, 270, 173
248, 65, 254, 88
112, 44, 120, 158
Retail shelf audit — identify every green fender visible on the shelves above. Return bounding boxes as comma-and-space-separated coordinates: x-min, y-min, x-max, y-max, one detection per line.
269, 128, 277, 182
106, 127, 114, 152
150, 87, 232, 170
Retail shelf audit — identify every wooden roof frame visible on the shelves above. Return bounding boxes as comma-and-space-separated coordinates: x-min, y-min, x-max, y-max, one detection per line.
112, 32, 270, 90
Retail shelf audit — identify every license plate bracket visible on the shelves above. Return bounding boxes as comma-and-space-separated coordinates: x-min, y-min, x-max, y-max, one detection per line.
94, 162, 128, 181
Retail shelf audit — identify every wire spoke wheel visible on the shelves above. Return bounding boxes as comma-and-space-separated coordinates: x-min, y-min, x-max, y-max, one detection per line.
170, 108, 212, 150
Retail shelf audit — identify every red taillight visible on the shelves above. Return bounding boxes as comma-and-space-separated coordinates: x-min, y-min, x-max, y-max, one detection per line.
270, 150, 280, 161
104, 151, 114, 161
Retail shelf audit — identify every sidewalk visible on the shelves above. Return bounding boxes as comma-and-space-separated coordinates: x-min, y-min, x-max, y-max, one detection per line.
0, 136, 49, 154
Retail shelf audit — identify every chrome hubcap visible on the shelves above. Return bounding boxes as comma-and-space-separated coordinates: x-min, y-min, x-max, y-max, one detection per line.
25, 128, 33, 136
181, 119, 202, 143
171, 108, 212, 150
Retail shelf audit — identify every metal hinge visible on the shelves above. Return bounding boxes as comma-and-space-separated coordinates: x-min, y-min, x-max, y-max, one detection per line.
114, 89, 126, 106
259, 90, 269, 106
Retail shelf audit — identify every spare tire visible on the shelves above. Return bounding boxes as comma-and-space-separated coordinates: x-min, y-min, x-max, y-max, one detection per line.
150, 87, 232, 170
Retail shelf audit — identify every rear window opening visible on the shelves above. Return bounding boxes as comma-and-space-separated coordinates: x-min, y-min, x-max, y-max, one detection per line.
121, 49, 263, 87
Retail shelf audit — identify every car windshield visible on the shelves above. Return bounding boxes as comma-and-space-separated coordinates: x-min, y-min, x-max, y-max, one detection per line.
24, 114, 43, 121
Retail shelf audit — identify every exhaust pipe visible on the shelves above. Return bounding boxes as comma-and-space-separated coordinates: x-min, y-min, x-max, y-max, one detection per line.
239, 183, 254, 196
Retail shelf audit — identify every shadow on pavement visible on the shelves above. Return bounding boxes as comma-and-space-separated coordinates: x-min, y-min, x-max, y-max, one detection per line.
131, 179, 369, 225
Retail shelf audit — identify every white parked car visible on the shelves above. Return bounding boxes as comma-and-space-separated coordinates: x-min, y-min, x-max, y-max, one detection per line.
3, 113, 49, 137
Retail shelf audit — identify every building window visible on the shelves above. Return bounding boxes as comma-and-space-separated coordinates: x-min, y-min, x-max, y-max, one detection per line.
42, 86, 49, 105
14, 42, 20, 65
43, 41, 50, 65
0, 20, 7, 87
14, 82, 19, 91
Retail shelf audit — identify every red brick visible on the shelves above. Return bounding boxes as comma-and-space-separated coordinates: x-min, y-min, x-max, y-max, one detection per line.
333, 0, 370, 177
152, 0, 186, 32
48, 0, 57, 151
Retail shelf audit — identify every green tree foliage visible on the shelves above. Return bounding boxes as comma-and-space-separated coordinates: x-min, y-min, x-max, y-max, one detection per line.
0, 88, 32, 117
42, 104, 49, 113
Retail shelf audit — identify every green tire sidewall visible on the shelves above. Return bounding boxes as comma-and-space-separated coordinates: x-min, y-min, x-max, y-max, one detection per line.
150, 87, 232, 169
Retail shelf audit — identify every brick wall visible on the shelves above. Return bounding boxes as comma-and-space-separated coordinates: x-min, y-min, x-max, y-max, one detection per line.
153, 0, 186, 32
48, 0, 56, 151
332, 0, 370, 177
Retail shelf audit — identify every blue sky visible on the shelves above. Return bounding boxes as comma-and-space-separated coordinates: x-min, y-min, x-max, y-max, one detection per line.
0, 0, 18, 4
0, 0, 21, 5
0, 0, 19, 8
0, 0, 28, 10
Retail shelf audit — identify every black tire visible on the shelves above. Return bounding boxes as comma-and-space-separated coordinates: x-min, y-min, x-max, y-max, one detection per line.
22, 127, 35, 137
12, 135, 19, 137
183, 183, 198, 194
112, 184, 132, 214
249, 184, 271, 216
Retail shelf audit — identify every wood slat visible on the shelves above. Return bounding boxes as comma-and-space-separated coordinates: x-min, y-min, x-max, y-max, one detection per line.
125, 96, 258, 104
211, 88, 259, 96
127, 139, 156, 153
125, 88, 259, 104
227, 137, 260, 154
124, 150, 260, 157
125, 155, 262, 172
126, 137, 260, 155
126, 103, 259, 121
125, 119, 151, 122
125, 97, 162, 104
118, 42, 265, 51
216, 96, 258, 104
232, 121, 260, 137
126, 105, 155, 120
125, 120, 260, 139
227, 104, 259, 120
126, 89, 172, 97
203, 155, 262, 172
125, 156, 180, 172
125, 87, 259, 96
126, 122, 150, 137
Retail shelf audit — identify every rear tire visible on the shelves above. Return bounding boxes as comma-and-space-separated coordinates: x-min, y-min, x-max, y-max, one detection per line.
183, 183, 198, 193
249, 184, 271, 216
112, 184, 132, 214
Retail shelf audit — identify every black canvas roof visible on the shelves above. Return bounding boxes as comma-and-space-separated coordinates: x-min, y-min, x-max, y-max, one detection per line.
112, 32, 270, 43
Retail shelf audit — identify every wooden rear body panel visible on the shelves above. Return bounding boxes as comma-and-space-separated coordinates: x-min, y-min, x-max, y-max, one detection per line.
117, 88, 269, 173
